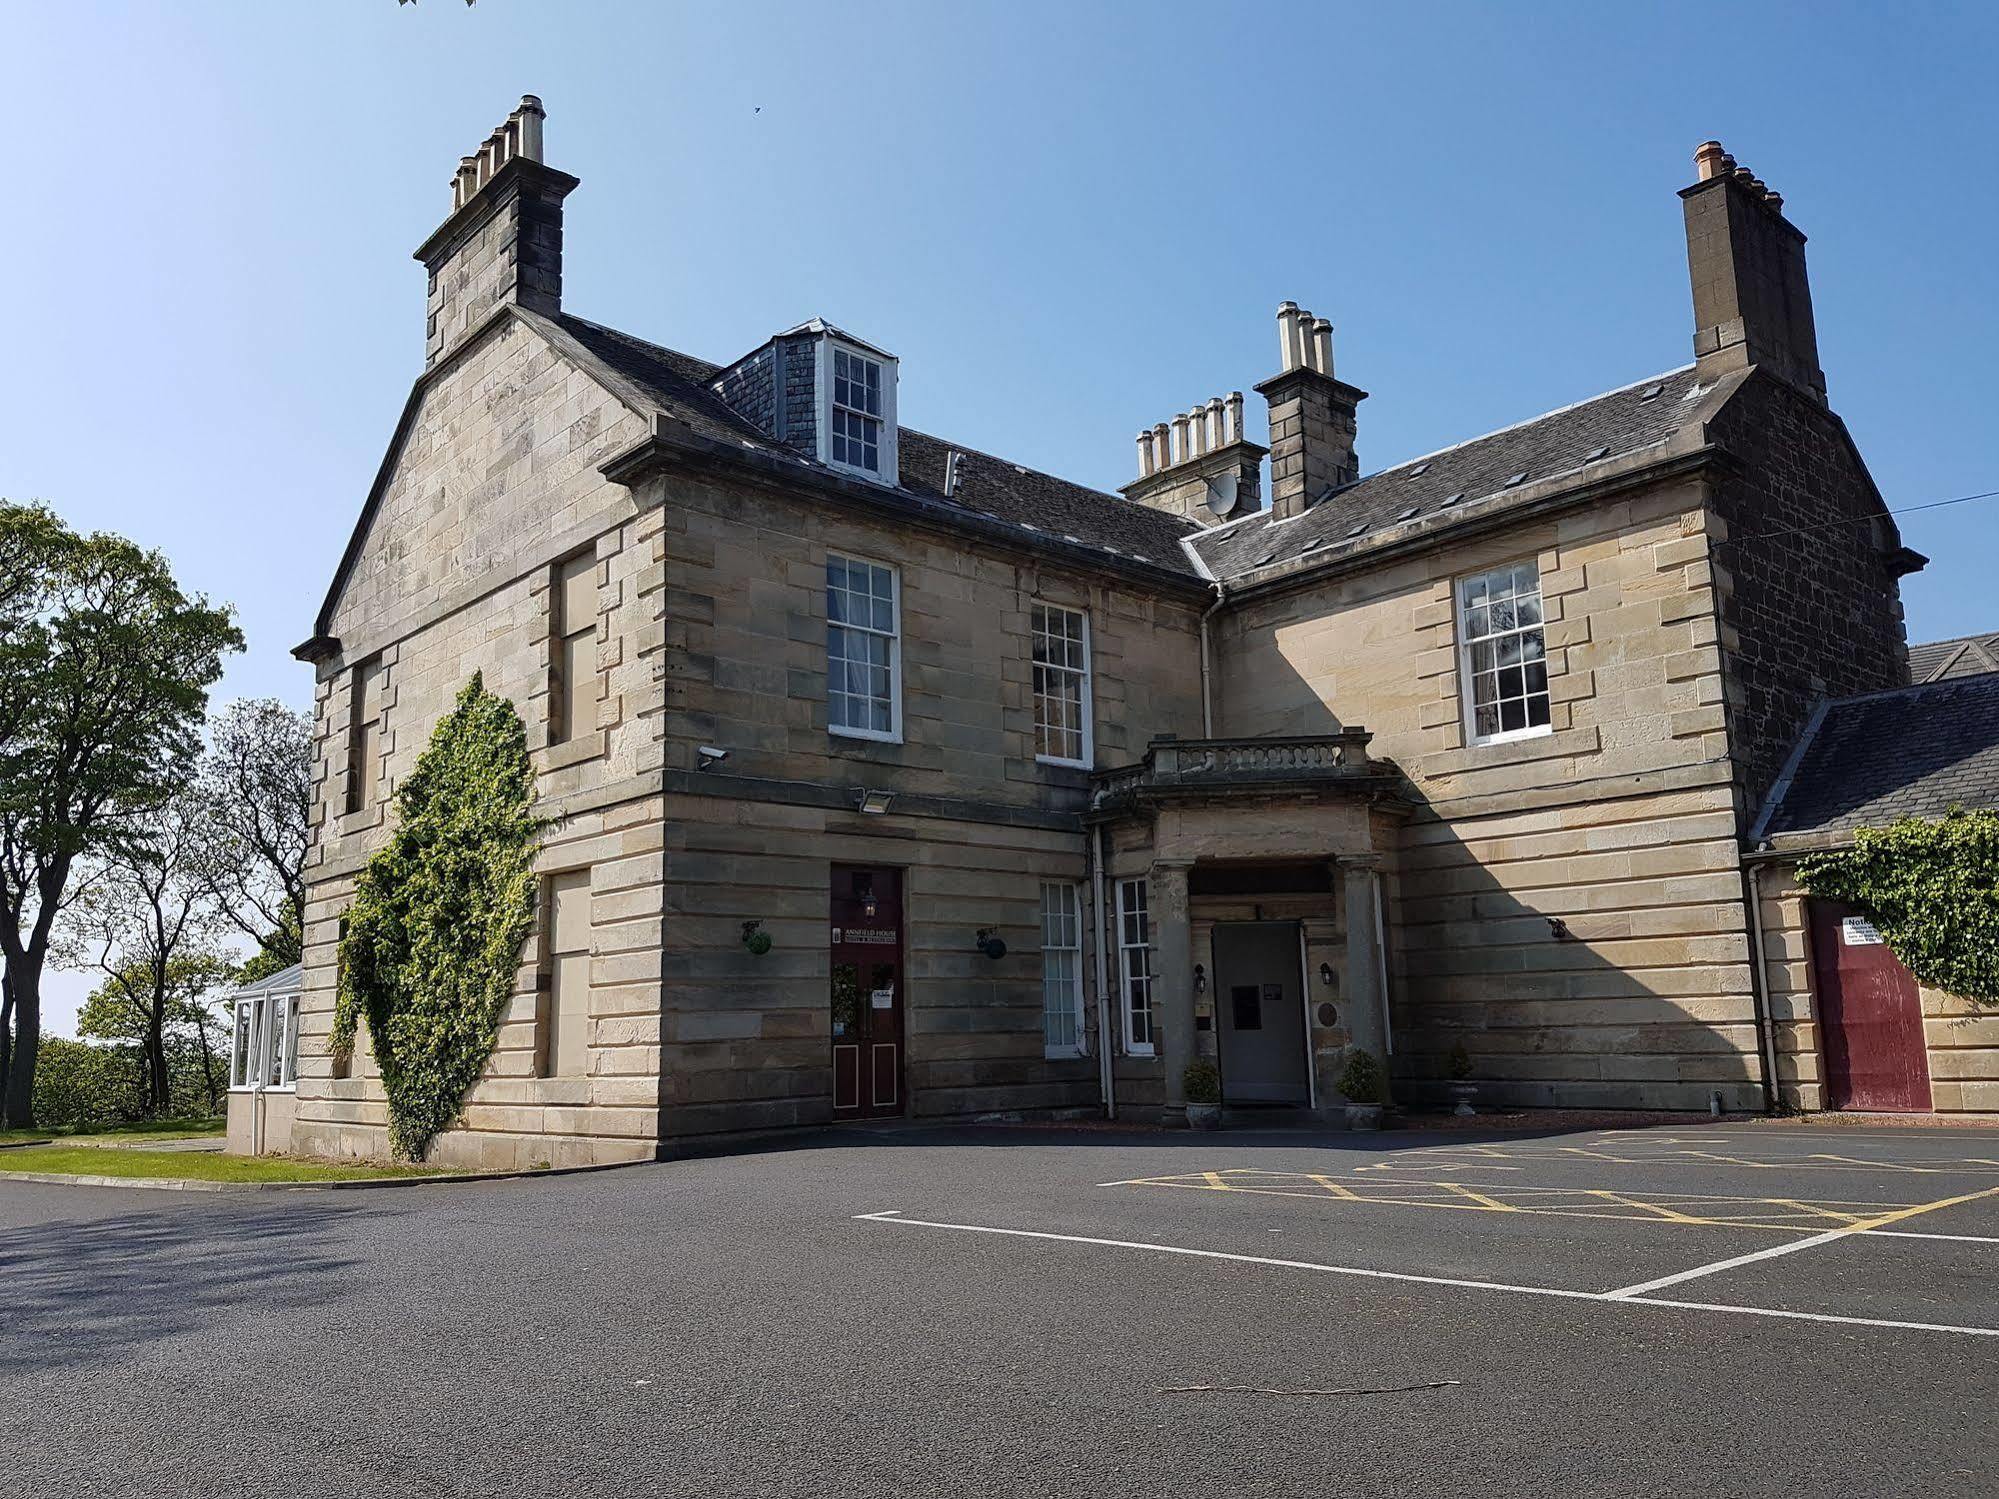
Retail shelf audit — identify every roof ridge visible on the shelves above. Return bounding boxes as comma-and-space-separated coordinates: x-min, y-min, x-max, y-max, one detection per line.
1359, 363, 1703, 481
1362, 364, 1697, 481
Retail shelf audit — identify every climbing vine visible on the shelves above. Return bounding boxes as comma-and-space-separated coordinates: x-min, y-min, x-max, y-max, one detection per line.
1795, 809, 1999, 1008
334, 675, 542, 1159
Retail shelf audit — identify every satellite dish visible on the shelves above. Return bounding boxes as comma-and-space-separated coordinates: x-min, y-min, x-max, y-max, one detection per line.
1204, 471, 1239, 518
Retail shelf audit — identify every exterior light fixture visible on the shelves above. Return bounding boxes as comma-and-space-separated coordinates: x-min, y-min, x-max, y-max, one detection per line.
741, 920, 772, 956
976, 928, 1007, 960
1193, 963, 1206, 994
858, 789, 893, 815
1318, 962, 1335, 986
1547, 917, 1573, 942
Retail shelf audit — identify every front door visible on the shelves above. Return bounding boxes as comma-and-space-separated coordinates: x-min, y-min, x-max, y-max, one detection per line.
1213, 922, 1310, 1105
831, 866, 905, 1119
1808, 899, 1932, 1112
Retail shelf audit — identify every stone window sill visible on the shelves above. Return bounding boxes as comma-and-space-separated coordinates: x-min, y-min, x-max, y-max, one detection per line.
1421, 724, 1600, 779
540, 730, 609, 773
337, 804, 385, 837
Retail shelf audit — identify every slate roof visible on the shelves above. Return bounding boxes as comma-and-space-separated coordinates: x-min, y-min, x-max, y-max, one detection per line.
1755, 676, 1999, 843
1190, 366, 1710, 578
1907, 632, 1999, 684
554, 314, 1208, 577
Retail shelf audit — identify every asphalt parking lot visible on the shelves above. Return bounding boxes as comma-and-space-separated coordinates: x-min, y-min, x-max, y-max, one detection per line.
4, 1118, 1997, 1497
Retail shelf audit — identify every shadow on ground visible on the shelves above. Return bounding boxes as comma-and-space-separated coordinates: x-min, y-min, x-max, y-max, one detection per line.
0, 1198, 367, 1374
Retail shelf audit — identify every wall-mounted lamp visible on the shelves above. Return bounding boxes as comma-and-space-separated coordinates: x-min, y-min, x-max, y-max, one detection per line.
741, 919, 772, 956
1193, 963, 1206, 994
858, 788, 894, 815
1547, 917, 1574, 942
976, 928, 1007, 960
1318, 962, 1335, 987
697, 745, 728, 770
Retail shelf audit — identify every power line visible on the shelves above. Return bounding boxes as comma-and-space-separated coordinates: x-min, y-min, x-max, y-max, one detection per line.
1718, 487, 1999, 548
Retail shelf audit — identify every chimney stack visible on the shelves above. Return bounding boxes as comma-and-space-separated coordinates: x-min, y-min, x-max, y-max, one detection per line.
414, 95, 578, 368
1122, 385, 1265, 525
1681, 140, 1825, 400
1255, 301, 1366, 519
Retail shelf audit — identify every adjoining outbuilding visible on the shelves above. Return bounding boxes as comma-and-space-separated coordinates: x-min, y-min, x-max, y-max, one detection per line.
223, 963, 301, 1155
1750, 673, 1999, 1114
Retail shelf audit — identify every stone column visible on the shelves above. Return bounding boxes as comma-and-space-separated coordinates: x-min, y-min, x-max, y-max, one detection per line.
1152, 859, 1196, 1125
1338, 855, 1387, 1072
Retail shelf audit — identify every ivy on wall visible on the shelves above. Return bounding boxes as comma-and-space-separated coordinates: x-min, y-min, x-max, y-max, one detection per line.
334, 675, 543, 1159
1795, 809, 1999, 1008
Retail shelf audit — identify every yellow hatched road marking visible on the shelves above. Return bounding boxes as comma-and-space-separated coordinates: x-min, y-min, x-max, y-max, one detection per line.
1106, 1169, 1936, 1235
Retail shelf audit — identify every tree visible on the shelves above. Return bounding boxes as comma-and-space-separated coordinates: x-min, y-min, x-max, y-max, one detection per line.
68, 793, 236, 1114
194, 699, 312, 974
0, 504, 240, 1127
76, 955, 235, 1116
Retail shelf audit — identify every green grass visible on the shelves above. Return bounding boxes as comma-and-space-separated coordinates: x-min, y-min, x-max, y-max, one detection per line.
0, 1115, 226, 1145
0, 1145, 447, 1184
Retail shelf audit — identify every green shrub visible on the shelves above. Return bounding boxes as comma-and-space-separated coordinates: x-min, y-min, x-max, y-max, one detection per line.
1447, 1041, 1473, 1082
1337, 1047, 1386, 1105
335, 676, 542, 1160
31, 1037, 145, 1131
1796, 809, 1999, 1007
1183, 1059, 1222, 1105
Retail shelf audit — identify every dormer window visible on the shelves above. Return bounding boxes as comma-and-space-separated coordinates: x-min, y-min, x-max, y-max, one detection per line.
817, 337, 898, 483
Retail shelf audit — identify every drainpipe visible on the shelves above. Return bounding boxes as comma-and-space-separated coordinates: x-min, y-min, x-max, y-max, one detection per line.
1198, 581, 1228, 737
1091, 823, 1116, 1119
1742, 856, 1780, 1113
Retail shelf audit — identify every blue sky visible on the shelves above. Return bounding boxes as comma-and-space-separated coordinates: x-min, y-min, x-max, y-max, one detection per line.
6, 0, 1996, 1029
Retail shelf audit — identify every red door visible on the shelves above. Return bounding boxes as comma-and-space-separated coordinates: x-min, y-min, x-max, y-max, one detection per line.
830, 867, 904, 1120
1808, 900, 1932, 1112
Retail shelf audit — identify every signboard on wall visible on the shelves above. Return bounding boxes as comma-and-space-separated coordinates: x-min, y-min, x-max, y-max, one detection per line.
1841, 916, 1885, 947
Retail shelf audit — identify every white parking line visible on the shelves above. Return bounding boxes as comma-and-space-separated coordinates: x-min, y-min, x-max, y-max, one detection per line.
1604, 1180, 1999, 1298
853, 1209, 1999, 1340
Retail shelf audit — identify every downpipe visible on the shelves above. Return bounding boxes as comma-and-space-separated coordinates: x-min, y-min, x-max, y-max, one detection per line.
1091, 823, 1116, 1119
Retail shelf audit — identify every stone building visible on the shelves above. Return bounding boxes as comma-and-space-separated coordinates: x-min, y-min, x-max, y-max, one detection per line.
274, 101, 1947, 1168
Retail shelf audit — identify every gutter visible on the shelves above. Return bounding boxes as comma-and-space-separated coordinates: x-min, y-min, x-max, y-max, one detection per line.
602, 414, 1213, 603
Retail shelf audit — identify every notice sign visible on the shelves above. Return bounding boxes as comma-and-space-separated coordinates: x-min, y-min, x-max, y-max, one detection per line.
841, 927, 898, 945
871, 988, 895, 1010
1841, 915, 1885, 947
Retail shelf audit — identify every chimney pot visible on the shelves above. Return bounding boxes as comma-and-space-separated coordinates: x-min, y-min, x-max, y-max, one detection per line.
1226, 391, 1245, 445
1764, 188, 1784, 213
1206, 396, 1225, 450
1152, 421, 1172, 469
1136, 430, 1156, 478
1170, 411, 1193, 465
1276, 301, 1303, 372
1694, 140, 1727, 180
1311, 319, 1334, 377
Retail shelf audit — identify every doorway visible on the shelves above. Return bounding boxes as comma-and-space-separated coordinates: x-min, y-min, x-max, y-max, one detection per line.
831, 866, 905, 1119
1808, 899, 1932, 1112
1212, 922, 1310, 1105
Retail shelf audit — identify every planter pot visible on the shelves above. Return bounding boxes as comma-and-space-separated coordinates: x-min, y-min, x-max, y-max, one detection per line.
1344, 1103, 1383, 1131
1186, 1102, 1222, 1131
1449, 1082, 1478, 1118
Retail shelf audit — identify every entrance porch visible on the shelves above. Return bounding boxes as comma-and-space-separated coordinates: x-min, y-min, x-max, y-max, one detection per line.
1089, 731, 1409, 1122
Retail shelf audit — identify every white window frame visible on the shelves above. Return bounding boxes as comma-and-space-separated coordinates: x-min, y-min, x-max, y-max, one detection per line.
1116, 878, 1155, 1056
1031, 603, 1094, 769
815, 337, 899, 485
229, 992, 300, 1094
826, 551, 903, 743
1456, 559, 1553, 748
1040, 881, 1086, 1060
